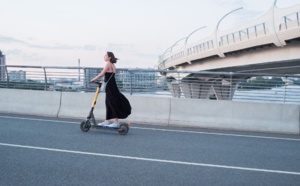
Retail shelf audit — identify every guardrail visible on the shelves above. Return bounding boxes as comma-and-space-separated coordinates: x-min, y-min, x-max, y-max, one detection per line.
0, 65, 170, 95
0, 65, 300, 104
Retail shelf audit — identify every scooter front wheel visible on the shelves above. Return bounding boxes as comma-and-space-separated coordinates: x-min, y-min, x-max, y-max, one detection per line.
80, 120, 91, 132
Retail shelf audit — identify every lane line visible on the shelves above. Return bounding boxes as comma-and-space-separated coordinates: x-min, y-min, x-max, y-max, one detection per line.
132, 127, 300, 141
0, 115, 77, 124
1, 142, 300, 176
1, 115, 300, 141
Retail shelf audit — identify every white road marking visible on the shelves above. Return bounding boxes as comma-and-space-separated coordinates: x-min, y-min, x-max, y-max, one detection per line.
1, 142, 300, 176
1, 115, 300, 141
0, 115, 77, 124
132, 127, 300, 141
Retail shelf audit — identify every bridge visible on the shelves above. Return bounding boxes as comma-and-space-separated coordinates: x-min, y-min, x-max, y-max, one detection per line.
158, 3, 300, 100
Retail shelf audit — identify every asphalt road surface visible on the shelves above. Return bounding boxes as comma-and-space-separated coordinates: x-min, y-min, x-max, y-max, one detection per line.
1, 114, 300, 186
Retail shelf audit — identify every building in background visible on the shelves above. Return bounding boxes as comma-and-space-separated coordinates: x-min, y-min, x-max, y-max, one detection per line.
8, 70, 26, 81
0, 50, 6, 81
84, 68, 101, 90
84, 68, 157, 91
121, 70, 156, 89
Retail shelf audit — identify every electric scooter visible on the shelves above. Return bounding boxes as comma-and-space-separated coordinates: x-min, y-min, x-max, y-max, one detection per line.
80, 81, 130, 135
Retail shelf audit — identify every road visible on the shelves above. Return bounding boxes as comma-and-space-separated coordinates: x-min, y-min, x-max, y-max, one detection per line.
0, 114, 300, 186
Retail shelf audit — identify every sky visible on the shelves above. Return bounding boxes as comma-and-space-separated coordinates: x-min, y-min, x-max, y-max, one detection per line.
1, 0, 299, 69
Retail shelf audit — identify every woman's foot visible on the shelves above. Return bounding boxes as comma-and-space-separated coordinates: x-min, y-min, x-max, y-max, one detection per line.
108, 122, 120, 128
97, 121, 110, 126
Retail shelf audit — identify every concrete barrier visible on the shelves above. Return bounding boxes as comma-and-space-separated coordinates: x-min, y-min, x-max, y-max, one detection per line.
126, 96, 170, 125
58, 92, 106, 120
0, 89, 299, 134
169, 99, 300, 134
0, 89, 61, 117
169, 99, 234, 127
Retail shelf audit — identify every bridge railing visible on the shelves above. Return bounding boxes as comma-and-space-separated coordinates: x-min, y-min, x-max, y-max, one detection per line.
0, 65, 170, 96
0, 65, 300, 104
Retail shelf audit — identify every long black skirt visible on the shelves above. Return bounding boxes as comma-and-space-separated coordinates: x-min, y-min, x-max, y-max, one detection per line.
104, 73, 131, 120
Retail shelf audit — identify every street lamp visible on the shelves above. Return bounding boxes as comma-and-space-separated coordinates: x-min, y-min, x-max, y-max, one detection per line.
170, 37, 187, 53
162, 46, 173, 57
215, 7, 243, 32
159, 43, 181, 69
184, 26, 207, 44
215, 7, 243, 57
183, 26, 207, 64
158, 46, 173, 69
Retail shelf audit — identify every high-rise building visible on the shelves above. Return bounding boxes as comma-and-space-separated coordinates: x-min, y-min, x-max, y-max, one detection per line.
0, 50, 6, 81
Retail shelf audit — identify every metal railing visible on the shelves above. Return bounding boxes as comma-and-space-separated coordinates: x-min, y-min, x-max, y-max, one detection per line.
1, 65, 300, 104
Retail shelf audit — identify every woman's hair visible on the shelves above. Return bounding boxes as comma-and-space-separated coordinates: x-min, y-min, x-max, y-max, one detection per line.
107, 51, 118, 63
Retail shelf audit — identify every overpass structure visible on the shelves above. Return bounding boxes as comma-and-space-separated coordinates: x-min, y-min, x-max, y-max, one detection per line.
158, 3, 300, 100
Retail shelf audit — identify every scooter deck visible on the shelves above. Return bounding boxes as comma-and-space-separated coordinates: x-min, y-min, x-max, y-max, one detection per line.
90, 122, 130, 134
92, 122, 130, 129
92, 125, 119, 129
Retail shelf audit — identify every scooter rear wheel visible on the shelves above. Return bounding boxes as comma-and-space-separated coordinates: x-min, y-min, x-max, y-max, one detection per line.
118, 124, 129, 135
80, 120, 91, 132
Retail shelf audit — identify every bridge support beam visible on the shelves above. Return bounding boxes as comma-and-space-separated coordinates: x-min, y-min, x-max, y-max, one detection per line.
167, 82, 181, 98
211, 79, 237, 100
168, 77, 237, 100
181, 79, 211, 99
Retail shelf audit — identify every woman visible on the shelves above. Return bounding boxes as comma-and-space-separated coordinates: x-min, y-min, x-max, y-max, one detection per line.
90, 52, 131, 127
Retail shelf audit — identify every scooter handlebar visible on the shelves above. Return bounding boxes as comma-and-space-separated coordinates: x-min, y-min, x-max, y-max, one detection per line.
89, 81, 103, 85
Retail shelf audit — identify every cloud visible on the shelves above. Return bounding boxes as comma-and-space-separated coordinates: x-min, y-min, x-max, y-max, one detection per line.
0, 36, 27, 45
104, 42, 159, 59
82, 45, 97, 51
0, 35, 97, 51
5, 49, 44, 62
105, 43, 133, 53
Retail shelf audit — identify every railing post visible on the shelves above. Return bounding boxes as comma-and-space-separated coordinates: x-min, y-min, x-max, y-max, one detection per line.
130, 71, 133, 95
297, 12, 300, 26
43, 67, 48, 91
284, 75, 287, 103
5, 65, 9, 88
177, 72, 181, 98
84, 68, 87, 92
229, 72, 233, 99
